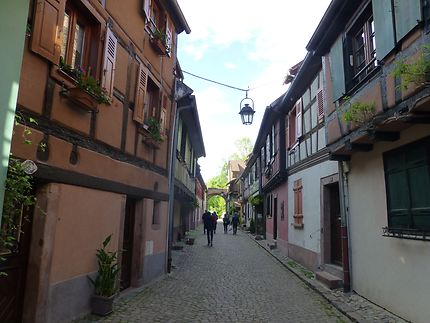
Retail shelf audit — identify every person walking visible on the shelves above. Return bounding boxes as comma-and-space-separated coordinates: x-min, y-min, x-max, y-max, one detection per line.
212, 211, 218, 234
232, 212, 239, 235
202, 210, 209, 234
203, 211, 214, 246
223, 214, 230, 233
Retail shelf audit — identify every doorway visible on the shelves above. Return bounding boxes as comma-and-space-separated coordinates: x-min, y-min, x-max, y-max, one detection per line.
328, 183, 342, 266
120, 198, 136, 290
273, 197, 278, 240
0, 205, 34, 322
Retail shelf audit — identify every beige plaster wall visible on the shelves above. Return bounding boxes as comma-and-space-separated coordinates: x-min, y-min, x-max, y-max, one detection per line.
348, 125, 430, 323
49, 184, 125, 284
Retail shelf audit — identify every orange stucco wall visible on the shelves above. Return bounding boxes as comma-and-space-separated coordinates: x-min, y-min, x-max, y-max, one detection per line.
49, 184, 124, 284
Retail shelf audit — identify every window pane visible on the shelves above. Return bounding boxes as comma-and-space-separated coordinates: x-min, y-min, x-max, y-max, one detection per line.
72, 22, 85, 70
60, 12, 70, 61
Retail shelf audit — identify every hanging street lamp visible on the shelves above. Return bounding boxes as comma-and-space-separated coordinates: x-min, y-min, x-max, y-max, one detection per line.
239, 90, 255, 125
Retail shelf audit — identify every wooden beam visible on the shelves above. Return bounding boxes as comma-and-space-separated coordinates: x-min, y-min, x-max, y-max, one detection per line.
403, 114, 430, 124
367, 130, 400, 142
329, 154, 351, 161
345, 141, 373, 152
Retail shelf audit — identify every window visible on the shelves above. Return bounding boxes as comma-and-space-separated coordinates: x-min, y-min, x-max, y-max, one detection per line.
144, 78, 160, 124
60, 2, 100, 75
152, 200, 160, 226
266, 194, 272, 217
293, 179, 303, 228
346, 6, 377, 88
384, 137, 430, 233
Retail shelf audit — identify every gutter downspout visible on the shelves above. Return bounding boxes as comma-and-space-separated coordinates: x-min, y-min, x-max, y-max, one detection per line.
338, 161, 351, 292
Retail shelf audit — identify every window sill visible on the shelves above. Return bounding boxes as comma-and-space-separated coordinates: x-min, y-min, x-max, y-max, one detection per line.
292, 223, 304, 229
382, 227, 430, 241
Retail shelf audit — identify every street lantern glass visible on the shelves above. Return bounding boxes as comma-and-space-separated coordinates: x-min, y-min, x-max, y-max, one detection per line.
239, 103, 255, 125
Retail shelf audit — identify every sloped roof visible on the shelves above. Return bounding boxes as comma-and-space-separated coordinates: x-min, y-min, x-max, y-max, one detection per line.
229, 160, 245, 173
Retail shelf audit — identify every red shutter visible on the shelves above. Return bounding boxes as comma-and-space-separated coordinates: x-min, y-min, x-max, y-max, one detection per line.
317, 88, 324, 121
133, 64, 148, 124
296, 99, 302, 138
31, 0, 65, 64
102, 27, 117, 96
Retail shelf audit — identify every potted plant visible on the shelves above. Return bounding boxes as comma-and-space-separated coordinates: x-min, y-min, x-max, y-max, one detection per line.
392, 44, 430, 90
88, 235, 119, 316
150, 28, 168, 55
141, 117, 164, 149
59, 59, 111, 112
342, 101, 375, 125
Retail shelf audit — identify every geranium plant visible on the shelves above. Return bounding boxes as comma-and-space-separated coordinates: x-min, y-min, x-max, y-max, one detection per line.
59, 57, 111, 104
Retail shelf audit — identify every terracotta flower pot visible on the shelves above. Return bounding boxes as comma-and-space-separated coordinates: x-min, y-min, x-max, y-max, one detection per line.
66, 87, 99, 112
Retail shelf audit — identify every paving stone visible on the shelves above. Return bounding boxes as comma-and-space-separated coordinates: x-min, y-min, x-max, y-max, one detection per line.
73, 228, 353, 322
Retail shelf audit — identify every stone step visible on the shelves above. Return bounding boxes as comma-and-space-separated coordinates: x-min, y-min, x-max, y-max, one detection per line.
315, 271, 343, 289
323, 263, 343, 278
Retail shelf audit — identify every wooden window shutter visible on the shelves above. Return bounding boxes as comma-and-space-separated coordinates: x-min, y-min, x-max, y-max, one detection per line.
317, 88, 324, 120
329, 35, 346, 101
143, 0, 151, 22
394, 0, 422, 42
372, 0, 395, 60
296, 100, 303, 139
102, 27, 117, 96
166, 22, 172, 56
133, 64, 148, 124
31, 0, 66, 64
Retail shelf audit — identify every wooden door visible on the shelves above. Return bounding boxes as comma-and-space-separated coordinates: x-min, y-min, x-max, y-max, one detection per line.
0, 206, 33, 323
120, 199, 135, 290
329, 184, 342, 266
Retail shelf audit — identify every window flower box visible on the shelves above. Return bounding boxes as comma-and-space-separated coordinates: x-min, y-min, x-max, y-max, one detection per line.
62, 86, 99, 112
150, 29, 168, 55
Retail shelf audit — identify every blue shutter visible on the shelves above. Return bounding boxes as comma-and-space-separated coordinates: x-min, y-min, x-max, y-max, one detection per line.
394, 0, 422, 41
329, 35, 346, 101
372, 0, 395, 60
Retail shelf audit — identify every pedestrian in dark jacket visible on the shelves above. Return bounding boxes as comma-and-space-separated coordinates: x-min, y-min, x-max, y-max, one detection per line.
232, 212, 239, 235
212, 212, 218, 234
223, 214, 230, 233
203, 211, 214, 246
202, 210, 209, 234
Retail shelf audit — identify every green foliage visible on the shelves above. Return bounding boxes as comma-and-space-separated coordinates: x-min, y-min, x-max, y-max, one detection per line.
0, 158, 36, 271
59, 57, 111, 104
88, 235, 119, 297
392, 44, 430, 90
249, 218, 255, 234
146, 117, 164, 143
342, 101, 375, 124
229, 137, 253, 161
250, 195, 263, 207
207, 195, 225, 216
153, 29, 167, 46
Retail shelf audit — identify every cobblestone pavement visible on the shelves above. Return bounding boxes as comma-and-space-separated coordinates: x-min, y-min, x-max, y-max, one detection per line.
250, 234, 409, 323
74, 225, 351, 323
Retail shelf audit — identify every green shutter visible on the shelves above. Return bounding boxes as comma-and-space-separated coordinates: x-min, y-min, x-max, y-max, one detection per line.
372, 0, 395, 60
329, 35, 346, 101
394, 0, 422, 41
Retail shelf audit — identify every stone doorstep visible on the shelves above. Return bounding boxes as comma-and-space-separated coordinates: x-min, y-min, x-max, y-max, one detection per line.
316, 271, 343, 290
323, 263, 343, 278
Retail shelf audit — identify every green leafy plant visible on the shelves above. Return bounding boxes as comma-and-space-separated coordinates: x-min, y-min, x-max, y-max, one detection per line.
1, 116, 39, 276
59, 57, 111, 104
153, 29, 167, 46
392, 44, 430, 90
250, 195, 263, 207
342, 101, 375, 124
88, 235, 119, 297
146, 117, 164, 143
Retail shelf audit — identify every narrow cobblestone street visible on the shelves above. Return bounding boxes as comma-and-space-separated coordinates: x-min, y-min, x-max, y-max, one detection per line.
75, 224, 350, 323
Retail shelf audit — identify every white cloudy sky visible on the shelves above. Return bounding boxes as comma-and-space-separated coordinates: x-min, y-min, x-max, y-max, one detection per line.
176, 0, 332, 181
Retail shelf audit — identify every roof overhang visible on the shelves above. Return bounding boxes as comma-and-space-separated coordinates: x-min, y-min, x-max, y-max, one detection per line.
161, 0, 191, 34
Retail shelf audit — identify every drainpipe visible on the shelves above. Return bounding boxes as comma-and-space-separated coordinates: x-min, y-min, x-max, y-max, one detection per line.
338, 160, 351, 292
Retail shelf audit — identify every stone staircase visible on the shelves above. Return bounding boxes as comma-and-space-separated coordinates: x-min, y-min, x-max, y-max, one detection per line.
316, 264, 343, 289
